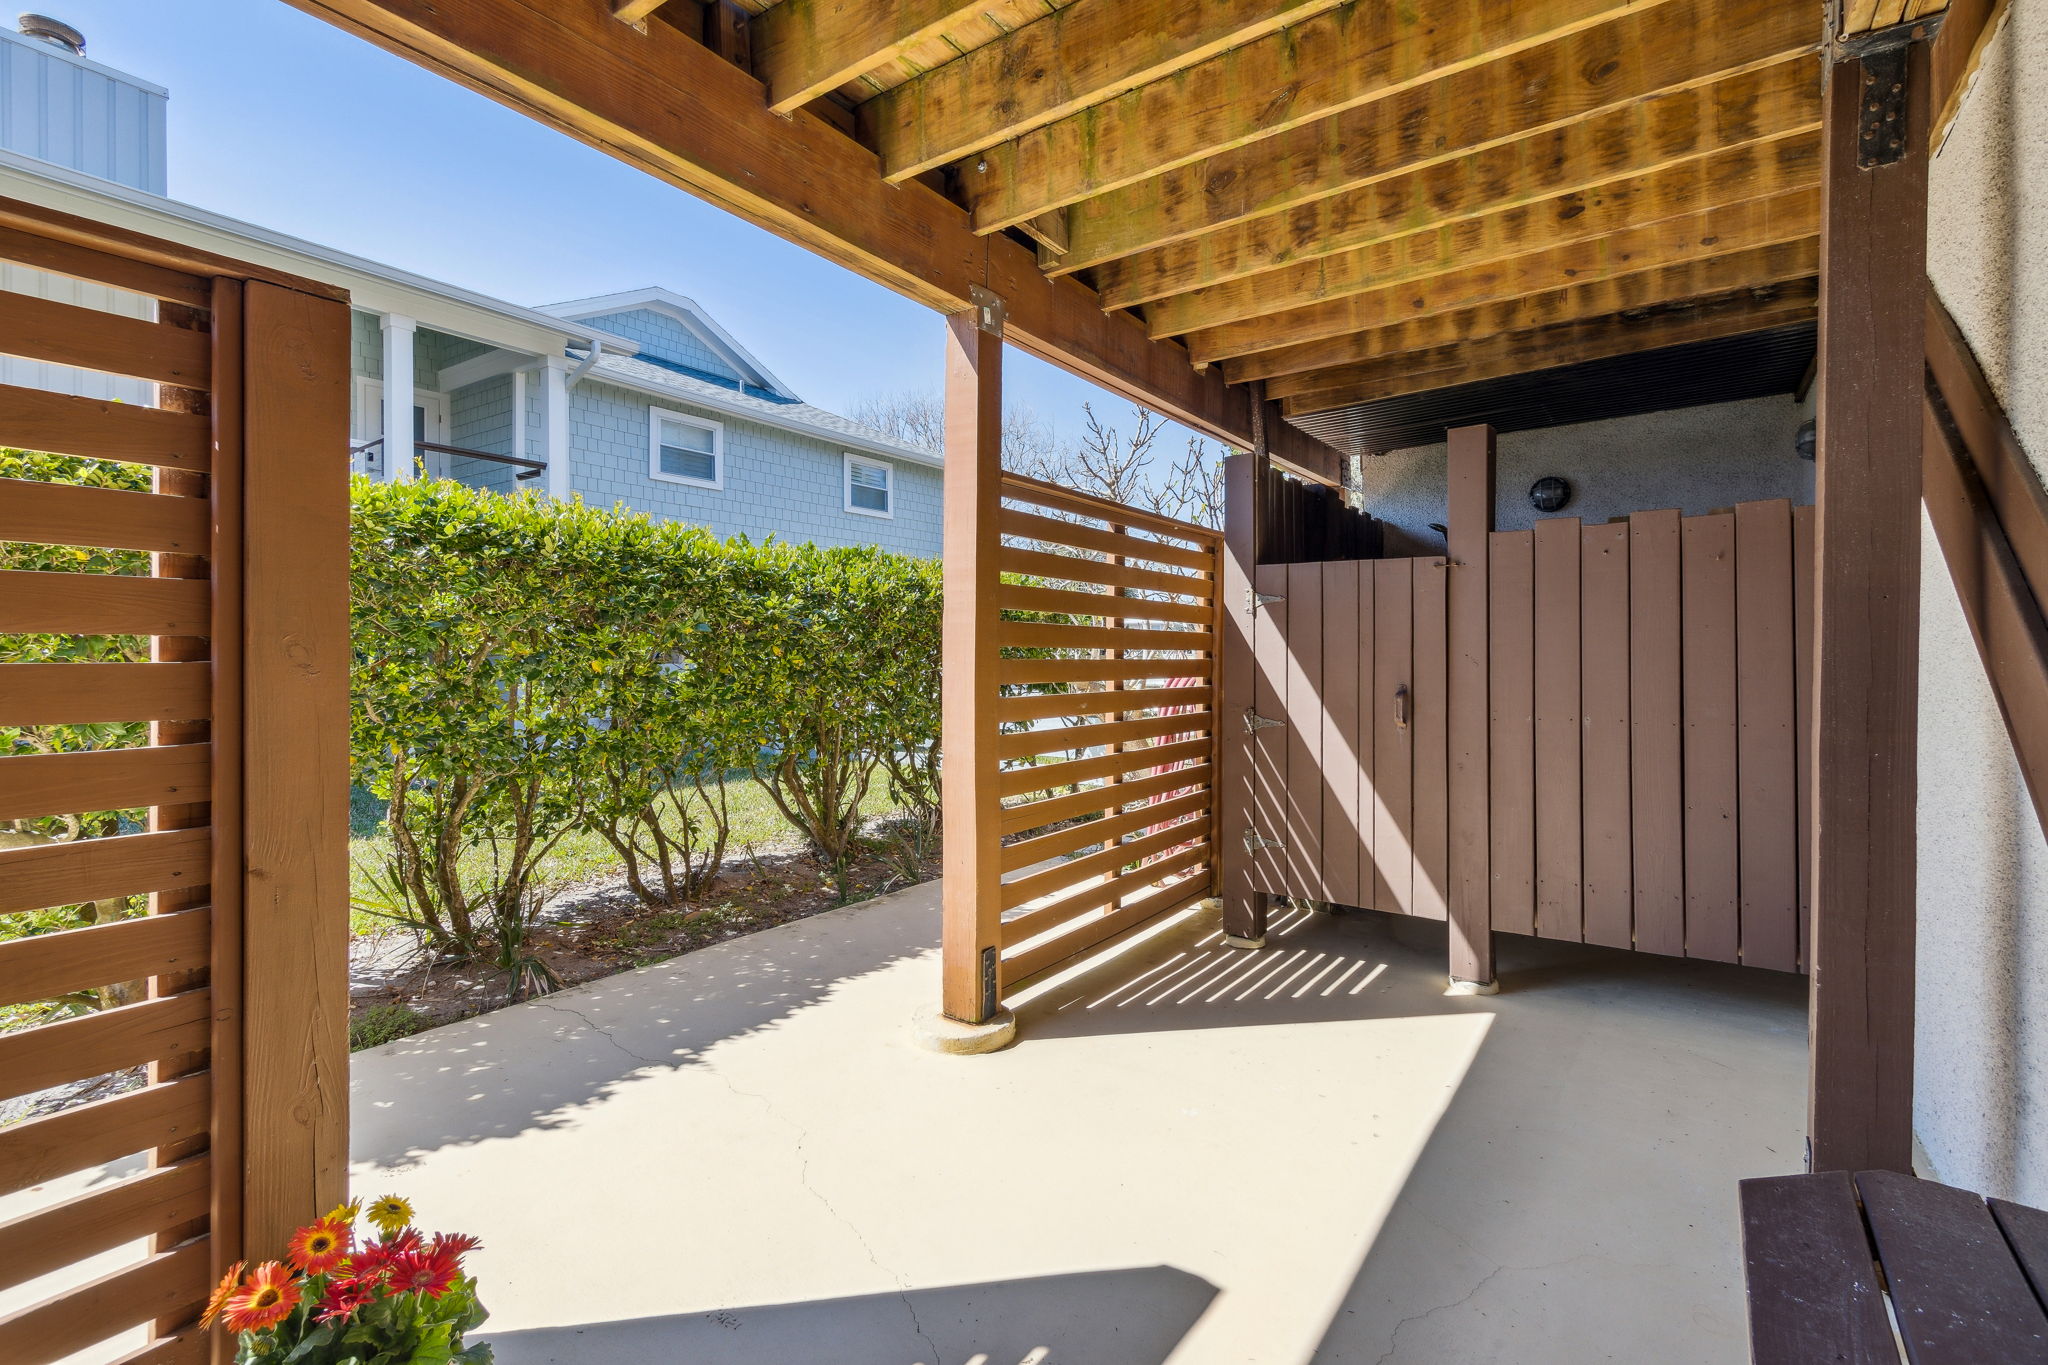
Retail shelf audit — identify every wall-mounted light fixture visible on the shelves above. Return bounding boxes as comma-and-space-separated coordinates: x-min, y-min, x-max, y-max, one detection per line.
1530, 476, 1572, 513
1796, 419, 1817, 461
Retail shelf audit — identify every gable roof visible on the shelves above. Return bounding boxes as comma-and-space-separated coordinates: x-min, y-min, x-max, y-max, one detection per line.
541, 287, 798, 401
585, 351, 941, 469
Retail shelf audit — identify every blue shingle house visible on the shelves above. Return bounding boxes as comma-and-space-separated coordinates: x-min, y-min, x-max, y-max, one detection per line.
0, 18, 942, 557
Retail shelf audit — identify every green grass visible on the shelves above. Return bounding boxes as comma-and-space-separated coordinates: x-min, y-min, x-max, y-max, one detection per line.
346, 779, 900, 935
349, 1002, 428, 1051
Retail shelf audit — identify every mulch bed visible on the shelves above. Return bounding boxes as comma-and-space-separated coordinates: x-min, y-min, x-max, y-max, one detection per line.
347, 839, 941, 1048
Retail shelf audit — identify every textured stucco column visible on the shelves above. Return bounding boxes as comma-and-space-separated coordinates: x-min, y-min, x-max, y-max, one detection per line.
379, 313, 416, 483
541, 355, 572, 502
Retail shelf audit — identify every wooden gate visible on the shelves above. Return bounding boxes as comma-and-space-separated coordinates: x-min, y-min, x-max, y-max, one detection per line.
1226, 480, 1815, 971
1242, 556, 1450, 922
0, 197, 349, 1362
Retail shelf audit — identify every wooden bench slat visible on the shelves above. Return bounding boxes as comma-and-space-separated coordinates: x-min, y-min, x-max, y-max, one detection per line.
1857, 1168, 2048, 1364
1991, 1198, 2048, 1317
1739, 1171, 1895, 1365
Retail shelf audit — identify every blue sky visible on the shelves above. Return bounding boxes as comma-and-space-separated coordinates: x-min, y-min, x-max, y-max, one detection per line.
49, 0, 1198, 449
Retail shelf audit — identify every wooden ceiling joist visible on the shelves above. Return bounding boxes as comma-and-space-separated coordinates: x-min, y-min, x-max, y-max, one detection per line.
1223, 236, 1820, 384
1047, 0, 1817, 269
751, 1, 1014, 116
1273, 279, 1820, 416
861, 0, 1348, 183
281, 0, 1341, 480
612, 0, 672, 25
1143, 132, 1822, 339
1080, 56, 1822, 300
967, 0, 1700, 234
1186, 186, 1819, 364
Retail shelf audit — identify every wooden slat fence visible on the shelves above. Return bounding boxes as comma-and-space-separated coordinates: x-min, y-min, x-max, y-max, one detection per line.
987, 472, 1222, 992
0, 196, 350, 1363
1229, 498, 1815, 970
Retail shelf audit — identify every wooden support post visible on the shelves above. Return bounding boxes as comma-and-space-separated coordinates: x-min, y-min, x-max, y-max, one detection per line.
1447, 424, 1497, 990
240, 280, 353, 1250
1219, 451, 1265, 942
940, 302, 1004, 1024
1808, 32, 1931, 1175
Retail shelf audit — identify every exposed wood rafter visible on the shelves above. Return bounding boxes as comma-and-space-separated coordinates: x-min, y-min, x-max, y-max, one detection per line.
1186, 188, 1819, 364
994, 0, 1818, 243
1224, 237, 1819, 384
752, 1, 1005, 116
1274, 280, 1819, 415
1144, 135, 1822, 339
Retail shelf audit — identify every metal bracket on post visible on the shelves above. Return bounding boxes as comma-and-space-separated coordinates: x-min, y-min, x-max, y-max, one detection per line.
1242, 828, 1284, 854
1243, 708, 1285, 735
1246, 587, 1285, 614
980, 944, 999, 1021
968, 285, 1006, 338
1856, 46, 1912, 168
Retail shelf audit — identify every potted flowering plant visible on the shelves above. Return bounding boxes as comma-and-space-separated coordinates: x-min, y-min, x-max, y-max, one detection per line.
201, 1194, 493, 1363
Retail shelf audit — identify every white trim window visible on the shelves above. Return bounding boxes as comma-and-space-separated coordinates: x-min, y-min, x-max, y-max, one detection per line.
650, 407, 723, 488
844, 452, 894, 518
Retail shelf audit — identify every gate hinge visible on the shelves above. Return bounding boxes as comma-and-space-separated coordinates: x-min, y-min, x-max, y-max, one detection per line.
1242, 828, 1284, 854
1246, 587, 1285, 614
1243, 707, 1285, 735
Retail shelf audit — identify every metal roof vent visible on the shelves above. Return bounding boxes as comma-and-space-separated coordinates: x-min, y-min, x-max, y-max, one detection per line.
17, 13, 84, 54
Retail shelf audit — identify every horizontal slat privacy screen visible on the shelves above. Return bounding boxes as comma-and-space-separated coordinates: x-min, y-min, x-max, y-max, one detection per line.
991, 472, 1223, 988
0, 194, 351, 1364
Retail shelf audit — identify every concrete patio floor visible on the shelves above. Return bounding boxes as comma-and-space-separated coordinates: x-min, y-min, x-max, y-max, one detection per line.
351, 882, 1809, 1364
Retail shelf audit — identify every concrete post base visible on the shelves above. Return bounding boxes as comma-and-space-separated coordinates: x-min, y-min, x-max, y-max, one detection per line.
913, 1006, 1018, 1055
1444, 977, 1501, 997
1221, 933, 1268, 951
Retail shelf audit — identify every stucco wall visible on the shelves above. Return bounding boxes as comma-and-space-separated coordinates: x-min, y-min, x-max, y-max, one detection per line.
1358, 393, 1814, 554
1915, 4, 2048, 1201
567, 378, 942, 556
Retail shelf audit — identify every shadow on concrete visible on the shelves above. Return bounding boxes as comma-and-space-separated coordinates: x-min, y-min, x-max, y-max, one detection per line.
350, 884, 939, 1170
482, 1265, 1217, 1365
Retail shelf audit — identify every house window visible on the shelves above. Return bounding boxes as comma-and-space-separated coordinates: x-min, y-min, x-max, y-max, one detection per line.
844, 453, 893, 518
650, 408, 723, 488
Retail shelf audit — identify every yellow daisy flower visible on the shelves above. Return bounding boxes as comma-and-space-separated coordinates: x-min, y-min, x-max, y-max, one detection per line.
366, 1194, 415, 1238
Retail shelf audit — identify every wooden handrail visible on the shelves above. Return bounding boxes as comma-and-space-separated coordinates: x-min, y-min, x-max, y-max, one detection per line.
350, 437, 547, 480
1922, 292, 2048, 842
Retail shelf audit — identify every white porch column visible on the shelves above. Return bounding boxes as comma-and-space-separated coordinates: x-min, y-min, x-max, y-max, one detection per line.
541, 354, 572, 502
380, 313, 417, 483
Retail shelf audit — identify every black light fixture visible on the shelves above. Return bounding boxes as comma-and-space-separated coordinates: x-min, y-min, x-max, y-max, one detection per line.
1530, 476, 1572, 513
1796, 418, 1817, 461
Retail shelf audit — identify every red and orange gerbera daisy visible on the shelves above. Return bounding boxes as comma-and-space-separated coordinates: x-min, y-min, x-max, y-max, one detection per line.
286, 1215, 353, 1274
315, 1274, 376, 1324
198, 1261, 246, 1328
220, 1261, 301, 1333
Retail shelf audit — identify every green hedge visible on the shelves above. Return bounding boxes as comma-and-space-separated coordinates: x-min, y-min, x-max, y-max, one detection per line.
349, 477, 942, 964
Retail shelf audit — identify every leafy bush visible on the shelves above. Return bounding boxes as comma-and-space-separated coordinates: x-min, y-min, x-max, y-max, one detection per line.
349, 478, 942, 968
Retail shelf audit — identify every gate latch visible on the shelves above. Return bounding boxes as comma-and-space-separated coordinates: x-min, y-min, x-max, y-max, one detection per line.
1242, 828, 1284, 854
1243, 708, 1285, 735
1246, 587, 1285, 614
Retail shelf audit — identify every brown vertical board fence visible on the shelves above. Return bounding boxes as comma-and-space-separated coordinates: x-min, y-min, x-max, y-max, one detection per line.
0, 197, 349, 1363
1223, 500, 1813, 971
983, 472, 1222, 993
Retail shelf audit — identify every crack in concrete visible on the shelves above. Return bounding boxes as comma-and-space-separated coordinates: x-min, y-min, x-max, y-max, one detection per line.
526, 1000, 940, 1362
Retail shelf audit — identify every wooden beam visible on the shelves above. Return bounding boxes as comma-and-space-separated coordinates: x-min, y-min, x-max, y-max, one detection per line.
1276, 282, 1821, 415
863, 0, 1346, 182
1087, 62, 1824, 300
752, 1, 1001, 115
1446, 425, 1496, 989
1928, 0, 2009, 148
1185, 188, 1819, 363
612, 0, 671, 25
1807, 37, 1931, 1177
1224, 237, 1820, 384
1011, 0, 1820, 246
280, 0, 1340, 478
940, 307, 1003, 1024
1145, 138, 1822, 339
968, 0, 1686, 229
